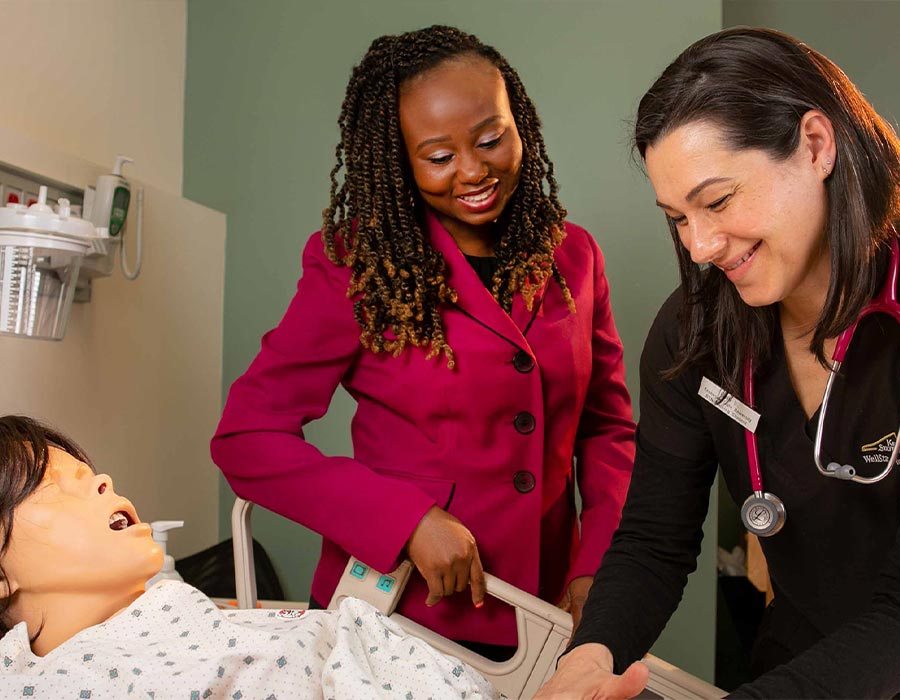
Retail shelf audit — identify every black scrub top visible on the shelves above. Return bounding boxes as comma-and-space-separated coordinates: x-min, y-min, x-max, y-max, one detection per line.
571, 287, 900, 699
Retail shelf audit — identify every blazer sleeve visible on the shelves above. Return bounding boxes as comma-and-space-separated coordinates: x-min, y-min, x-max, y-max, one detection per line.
210, 232, 437, 573
569, 232, 637, 583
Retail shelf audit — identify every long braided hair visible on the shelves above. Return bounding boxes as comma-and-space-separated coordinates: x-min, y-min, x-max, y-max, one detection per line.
322, 25, 571, 369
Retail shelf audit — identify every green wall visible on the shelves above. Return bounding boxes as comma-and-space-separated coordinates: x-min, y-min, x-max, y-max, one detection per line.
724, 0, 900, 127
183, 0, 721, 680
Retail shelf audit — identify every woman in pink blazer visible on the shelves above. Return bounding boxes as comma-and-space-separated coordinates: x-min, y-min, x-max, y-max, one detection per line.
211, 25, 635, 654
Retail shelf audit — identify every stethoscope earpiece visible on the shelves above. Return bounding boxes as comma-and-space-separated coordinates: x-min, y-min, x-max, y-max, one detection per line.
826, 462, 857, 480
740, 492, 786, 537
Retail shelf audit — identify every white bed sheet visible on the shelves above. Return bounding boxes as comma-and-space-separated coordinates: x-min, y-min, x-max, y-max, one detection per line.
0, 580, 500, 699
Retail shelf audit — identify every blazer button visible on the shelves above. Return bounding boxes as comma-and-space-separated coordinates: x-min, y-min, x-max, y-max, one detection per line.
512, 350, 534, 373
513, 470, 536, 493
514, 411, 536, 434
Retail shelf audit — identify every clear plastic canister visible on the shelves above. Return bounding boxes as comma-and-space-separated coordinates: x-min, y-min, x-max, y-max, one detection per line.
0, 227, 92, 341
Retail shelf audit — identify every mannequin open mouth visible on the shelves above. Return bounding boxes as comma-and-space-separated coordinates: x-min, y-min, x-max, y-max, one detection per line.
108, 511, 135, 531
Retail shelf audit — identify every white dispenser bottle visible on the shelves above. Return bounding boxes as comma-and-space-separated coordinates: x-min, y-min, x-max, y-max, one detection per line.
147, 520, 185, 589
89, 155, 133, 237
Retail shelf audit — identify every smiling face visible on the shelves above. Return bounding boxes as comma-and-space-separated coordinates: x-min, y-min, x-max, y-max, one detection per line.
399, 55, 523, 253
1, 448, 163, 599
645, 119, 834, 310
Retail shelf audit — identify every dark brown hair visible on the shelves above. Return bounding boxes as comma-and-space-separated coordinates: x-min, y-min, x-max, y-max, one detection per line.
0, 415, 91, 637
634, 27, 900, 395
323, 25, 570, 368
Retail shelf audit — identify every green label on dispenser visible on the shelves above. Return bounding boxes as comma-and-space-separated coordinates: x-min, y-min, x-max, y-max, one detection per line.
109, 186, 131, 237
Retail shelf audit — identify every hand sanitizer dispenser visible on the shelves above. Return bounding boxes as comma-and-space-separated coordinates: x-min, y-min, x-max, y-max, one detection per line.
89, 155, 132, 237
79, 154, 144, 286
147, 520, 185, 589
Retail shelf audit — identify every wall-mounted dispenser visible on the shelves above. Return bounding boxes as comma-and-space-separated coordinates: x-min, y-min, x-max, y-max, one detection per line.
81, 154, 144, 287
89, 154, 132, 237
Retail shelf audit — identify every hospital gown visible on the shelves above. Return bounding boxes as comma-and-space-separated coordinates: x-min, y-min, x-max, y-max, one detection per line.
0, 580, 500, 699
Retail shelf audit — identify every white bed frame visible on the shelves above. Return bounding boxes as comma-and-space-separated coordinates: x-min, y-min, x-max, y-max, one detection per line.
231, 498, 724, 700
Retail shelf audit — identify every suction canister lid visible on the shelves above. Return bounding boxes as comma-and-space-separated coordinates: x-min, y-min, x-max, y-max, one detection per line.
0, 189, 95, 253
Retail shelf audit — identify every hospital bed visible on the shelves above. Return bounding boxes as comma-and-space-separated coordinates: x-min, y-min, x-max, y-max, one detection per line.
231, 498, 725, 700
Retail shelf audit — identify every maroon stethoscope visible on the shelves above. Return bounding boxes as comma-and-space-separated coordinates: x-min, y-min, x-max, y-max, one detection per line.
740, 237, 900, 537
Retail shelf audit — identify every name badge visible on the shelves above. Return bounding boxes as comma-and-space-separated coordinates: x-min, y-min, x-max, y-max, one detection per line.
698, 376, 761, 433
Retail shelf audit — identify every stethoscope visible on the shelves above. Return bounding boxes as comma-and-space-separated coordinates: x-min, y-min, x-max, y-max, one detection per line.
740, 237, 900, 537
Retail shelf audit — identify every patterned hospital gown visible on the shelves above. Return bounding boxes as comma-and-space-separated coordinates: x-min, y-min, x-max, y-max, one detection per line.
0, 580, 500, 699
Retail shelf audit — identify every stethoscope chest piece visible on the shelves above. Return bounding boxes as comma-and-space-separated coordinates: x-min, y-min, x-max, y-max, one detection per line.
741, 491, 786, 537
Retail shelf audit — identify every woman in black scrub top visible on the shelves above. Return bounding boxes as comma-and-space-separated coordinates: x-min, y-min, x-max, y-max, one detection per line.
535, 27, 900, 700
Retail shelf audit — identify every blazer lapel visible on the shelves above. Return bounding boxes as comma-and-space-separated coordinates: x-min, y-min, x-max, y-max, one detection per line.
510, 271, 549, 333
425, 209, 528, 348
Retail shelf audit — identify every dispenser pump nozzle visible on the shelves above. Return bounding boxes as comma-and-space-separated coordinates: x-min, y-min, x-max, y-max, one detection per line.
112, 154, 134, 177
147, 520, 185, 589
150, 520, 184, 547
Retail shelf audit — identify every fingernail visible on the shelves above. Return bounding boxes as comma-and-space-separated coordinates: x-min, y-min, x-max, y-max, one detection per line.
474, 601, 484, 609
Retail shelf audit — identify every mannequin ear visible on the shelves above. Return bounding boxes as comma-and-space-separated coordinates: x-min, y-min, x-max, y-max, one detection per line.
0, 573, 18, 600
0, 574, 20, 632
798, 109, 837, 177
0, 552, 21, 600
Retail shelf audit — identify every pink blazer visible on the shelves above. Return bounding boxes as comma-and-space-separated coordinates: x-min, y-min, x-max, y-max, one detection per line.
211, 210, 635, 646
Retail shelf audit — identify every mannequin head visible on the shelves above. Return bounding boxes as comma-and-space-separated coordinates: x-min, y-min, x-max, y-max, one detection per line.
0, 416, 163, 650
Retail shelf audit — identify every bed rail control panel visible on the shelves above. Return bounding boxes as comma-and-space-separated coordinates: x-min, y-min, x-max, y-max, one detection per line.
231, 498, 725, 700
330, 558, 414, 616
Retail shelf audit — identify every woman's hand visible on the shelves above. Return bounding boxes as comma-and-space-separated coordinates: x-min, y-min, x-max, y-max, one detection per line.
532, 644, 649, 700
558, 575, 594, 631
406, 506, 487, 607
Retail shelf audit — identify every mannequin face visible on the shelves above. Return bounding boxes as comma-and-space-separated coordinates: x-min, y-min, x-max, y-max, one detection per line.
1, 448, 163, 600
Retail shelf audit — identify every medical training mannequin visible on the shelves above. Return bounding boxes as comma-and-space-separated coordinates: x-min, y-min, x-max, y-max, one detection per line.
0, 416, 163, 656
0, 416, 496, 700
536, 27, 900, 700
212, 24, 635, 657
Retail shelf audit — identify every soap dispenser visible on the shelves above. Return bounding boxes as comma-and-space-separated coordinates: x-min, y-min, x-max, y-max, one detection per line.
89, 154, 133, 237
147, 520, 185, 589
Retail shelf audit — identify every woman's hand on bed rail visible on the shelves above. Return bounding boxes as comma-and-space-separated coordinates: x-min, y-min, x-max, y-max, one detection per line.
532, 643, 649, 700
406, 506, 487, 607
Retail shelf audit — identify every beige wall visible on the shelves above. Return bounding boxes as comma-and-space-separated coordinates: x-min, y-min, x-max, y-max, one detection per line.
0, 0, 186, 193
0, 0, 224, 560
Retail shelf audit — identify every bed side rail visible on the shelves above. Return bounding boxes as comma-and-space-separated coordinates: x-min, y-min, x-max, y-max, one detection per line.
231, 497, 724, 700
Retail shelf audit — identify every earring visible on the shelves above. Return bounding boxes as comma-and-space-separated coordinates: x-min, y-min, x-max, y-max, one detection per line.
823, 159, 832, 174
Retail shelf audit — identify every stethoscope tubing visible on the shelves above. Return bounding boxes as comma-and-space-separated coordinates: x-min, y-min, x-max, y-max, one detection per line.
813, 237, 900, 483
742, 237, 900, 534
743, 354, 765, 495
